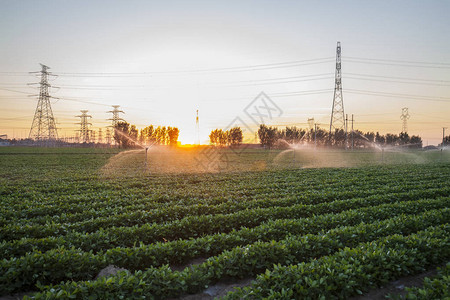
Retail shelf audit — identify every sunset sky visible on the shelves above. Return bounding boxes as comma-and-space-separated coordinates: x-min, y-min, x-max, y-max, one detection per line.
1, 0, 449, 145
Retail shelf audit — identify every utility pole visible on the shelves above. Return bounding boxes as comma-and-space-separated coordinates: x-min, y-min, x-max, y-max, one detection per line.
400, 107, 410, 133
345, 114, 348, 150
443, 127, 447, 147
29, 64, 59, 142
329, 42, 345, 135
196, 109, 200, 145
314, 123, 318, 149
308, 118, 314, 131
76, 110, 92, 143
351, 114, 354, 150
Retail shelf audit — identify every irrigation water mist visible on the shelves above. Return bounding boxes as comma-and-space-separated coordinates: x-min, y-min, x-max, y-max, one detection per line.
272, 137, 450, 169
101, 129, 450, 177
111, 129, 153, 173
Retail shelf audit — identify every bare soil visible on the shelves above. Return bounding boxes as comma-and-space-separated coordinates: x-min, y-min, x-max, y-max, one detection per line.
177, 278, 254, 300
169, 257, 253, 299
170, 257, 208, 272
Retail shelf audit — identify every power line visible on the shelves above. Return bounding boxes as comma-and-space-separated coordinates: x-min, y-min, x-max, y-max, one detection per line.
345, 89, 450, 102
0, 87, 32, 94
55, 57, 335, 76
345, 57, 450, 69
3, 70, 450, 89
346, 73, 450, 83
346, 76, 450, 87
344, 56, 450, 66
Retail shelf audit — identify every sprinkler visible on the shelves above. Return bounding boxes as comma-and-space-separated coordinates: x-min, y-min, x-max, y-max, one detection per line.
144, 147, 149, 170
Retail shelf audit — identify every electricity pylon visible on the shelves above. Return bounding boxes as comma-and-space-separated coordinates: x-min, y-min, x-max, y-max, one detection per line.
400, 107, 410, 133
329, 42, 345, 133
29, 64, 58, 141
76, 110, 92, 143
105, 128, 112, 144
108, 105, 124, 145
98, 128, 103, 144
108, 105, 125, 127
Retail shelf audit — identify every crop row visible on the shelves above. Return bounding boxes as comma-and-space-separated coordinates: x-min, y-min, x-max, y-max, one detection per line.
1, 180, 447, 243
2, 164, 446, 220
2, 178, 446, 229
223, 227, 450, 299
1, 170, 442, 220
2, 205, 448, 295
22, 223, 450, 299
2, 187, 448, 242
2, 197, 447, 259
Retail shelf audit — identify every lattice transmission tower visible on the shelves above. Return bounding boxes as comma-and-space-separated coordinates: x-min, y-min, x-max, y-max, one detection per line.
29, 64, 59, 141
105, 128, 112, 144
108, 105, 124, 145
329, 42, 345, 133
98, 128, 103, 144
76, 110, 92, 143
400, 107, 410, 133
108, 105, 125, 127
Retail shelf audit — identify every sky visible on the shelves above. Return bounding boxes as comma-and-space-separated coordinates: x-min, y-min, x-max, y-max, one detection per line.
0, 0, 449, 145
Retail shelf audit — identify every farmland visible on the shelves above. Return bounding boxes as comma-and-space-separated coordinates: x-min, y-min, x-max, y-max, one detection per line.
0, 147, 449, 299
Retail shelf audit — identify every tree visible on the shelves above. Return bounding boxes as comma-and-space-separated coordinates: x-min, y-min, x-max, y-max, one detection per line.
332, 129, 346, 147
258, 124, 278, 149
218, 129, 228, 146
364, 132, 375, 143
209, 129, 220, 146
285, 126, 305, 144
441, 135, 450, 147
140, 125, 155, 145
129, 125, 138, 143
167, 127, 180, 146
375, 132, 385, 145
385, 133, 398, 146
154, 126, 165, 145
314, 127, 328, 146
228, 127, 243, 146
114, 121, 131, 148
409, 135, 423, 148
399, 132, 410, 145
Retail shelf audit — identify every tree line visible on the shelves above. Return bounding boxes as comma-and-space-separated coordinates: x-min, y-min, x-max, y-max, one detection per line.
257, 125, 423, 149
114, 122, 179, 147
209, 127, 243, 146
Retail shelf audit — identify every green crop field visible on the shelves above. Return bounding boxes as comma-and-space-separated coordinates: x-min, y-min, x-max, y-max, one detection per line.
0, 147, 449, 299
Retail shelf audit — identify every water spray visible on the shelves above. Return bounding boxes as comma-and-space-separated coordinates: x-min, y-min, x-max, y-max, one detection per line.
144, 147, 149, 170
